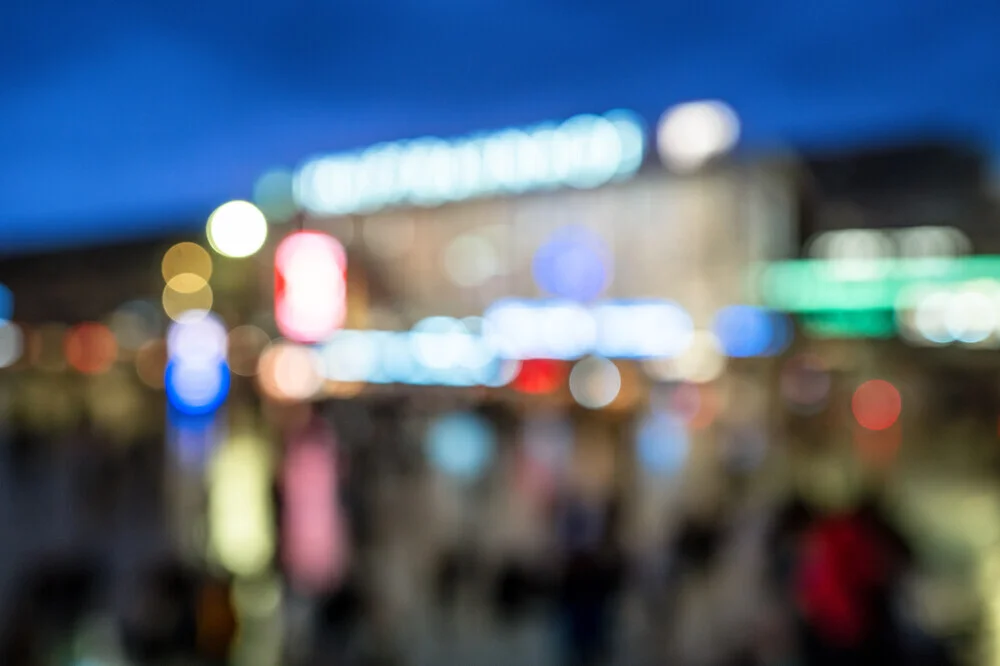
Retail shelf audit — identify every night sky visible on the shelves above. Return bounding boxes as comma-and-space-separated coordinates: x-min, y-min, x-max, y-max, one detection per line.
2, 0, 999, 250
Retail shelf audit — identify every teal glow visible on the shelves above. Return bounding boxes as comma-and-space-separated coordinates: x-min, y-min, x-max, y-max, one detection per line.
760, 256, 1000, 312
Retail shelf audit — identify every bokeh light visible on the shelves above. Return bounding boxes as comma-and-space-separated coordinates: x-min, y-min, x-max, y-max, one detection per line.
657, 100, 739, 172
852, 379, 902, 431
165, 311, 230, 415
165, 359, 230, 416
443, 233, 500, 288
319, 330, 379, 383
532, 226, 611, 302
108, 300, 162, 352
162, 242, 213, 284
0, 284, 13, 322
257, 342, 325, 402
64, 322, 118, 374
593, 300, 694, 358
162, 281, 214, 321
668, 382, 719, 430
0, 322, 23, 368
135, 339, 167, 389
713, 306, 792, 357
283, 431, 347, 592
167, 311, 227, 366
253, 168, 298, 224
780, 354, 832, 414
636, 410, 689, 476
512, 359, 566, 394
207, 200, 269, 258
568, 356, 621, 409
294, 111, 645, 216
426, 412, 496, 481
209, 435, 274, 577
275, 232, 347, 344
671, 331, 726, 383
29, 323, 68, 372
227, 325, 271, 377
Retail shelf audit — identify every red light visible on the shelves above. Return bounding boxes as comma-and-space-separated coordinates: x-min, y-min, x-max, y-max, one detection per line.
275, 232, 347, 343
669, 382, 718, 430
65, 323, 117, 374
512, 359, 565, 394
852, 380, 901, 431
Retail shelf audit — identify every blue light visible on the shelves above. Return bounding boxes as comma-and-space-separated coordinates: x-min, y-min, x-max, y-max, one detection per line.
165, 359, 230, 416
765, 312, 793, 356
713, 306, 791, 358
426, 412, 496, 481
636, 410, 688, 476
167, 409, 222, 469
0, 284, 13, 322
532, 227, 611, 302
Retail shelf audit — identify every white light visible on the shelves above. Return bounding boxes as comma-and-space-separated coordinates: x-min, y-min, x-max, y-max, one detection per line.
594, 300, 693, 358
410, 317, 474, 370
672, 331, 726, 383
0, 322, 23, 368
539, 303, 598, 359
259, 343, 325, 402
207, 200, 269, 258
914, 291, 956, 344
569, 356, 622, 409
167, 311, 227, 365
321, 331, 378, 382
443, 233, 500, 287
657, 100, 739, 172
945, 289, 998, 343
294, 111, 645, 216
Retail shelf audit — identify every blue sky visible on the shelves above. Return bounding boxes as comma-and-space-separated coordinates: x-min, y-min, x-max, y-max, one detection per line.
2, 0, 999, 251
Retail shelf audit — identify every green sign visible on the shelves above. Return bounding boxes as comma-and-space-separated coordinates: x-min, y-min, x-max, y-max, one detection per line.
800, 310, 896, 339
760, 256, 1000, 312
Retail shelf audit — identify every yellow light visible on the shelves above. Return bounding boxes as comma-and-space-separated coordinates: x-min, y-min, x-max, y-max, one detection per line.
207, 201, 268, 258
162, 282, 214, 321
166, 273, 209, 294
162, 242, 213, 283
208, 435, 274, 577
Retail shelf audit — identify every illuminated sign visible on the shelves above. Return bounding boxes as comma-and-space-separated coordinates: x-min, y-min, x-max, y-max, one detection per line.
275, 232, 347, 343
294, 111, 645, 216
760, 256, 1000, 312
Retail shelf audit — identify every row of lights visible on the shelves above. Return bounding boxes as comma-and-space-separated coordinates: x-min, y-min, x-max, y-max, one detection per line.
483, 299, 790, 360
294, 111, 646, 217
267, 101, 739, 221
897, 280, 1000, 346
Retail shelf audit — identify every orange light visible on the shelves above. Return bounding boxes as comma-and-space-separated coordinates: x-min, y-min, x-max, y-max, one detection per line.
852, 380, 901, 431
65, 323, 118, 374
135, 339, 168, 389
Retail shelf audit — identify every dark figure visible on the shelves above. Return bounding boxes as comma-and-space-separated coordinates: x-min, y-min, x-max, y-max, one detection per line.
556, 498, 625, 666
493, 559, 548, 625
793, 500, 912, 666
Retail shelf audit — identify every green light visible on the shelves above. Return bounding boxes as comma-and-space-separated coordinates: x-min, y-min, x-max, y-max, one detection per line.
760, 256, 1000, 312
801, 310, 896, 339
